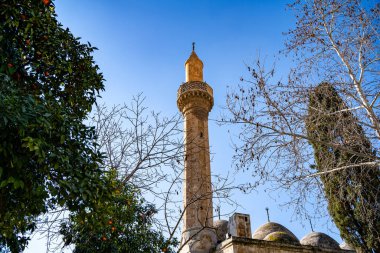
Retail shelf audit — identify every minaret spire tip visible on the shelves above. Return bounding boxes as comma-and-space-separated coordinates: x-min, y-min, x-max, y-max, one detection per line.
192, 42, 195, 51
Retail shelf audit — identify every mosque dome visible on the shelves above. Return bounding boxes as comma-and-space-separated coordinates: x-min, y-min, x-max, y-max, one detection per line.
300, 232, 340, 249
252, 222, 298, 243
213, 220, 229, 242
264, 231, 300, 244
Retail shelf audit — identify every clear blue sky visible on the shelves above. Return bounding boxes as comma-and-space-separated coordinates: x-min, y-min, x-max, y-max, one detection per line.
26, 1, 341, 252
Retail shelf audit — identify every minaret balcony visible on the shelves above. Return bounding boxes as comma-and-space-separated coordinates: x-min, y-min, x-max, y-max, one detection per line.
177, 81, 213, 98
177, 81, 214, 113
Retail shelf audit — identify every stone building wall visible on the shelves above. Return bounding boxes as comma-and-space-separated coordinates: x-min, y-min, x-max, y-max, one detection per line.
216, 237, 355, 253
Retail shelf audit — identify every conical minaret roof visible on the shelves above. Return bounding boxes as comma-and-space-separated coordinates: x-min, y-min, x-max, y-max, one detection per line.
185, 48, 204, 82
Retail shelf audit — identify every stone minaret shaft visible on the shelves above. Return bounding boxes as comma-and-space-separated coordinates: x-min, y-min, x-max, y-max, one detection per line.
177, 50, 214, 235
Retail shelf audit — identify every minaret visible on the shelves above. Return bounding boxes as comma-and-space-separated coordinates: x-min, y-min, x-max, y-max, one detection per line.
177, 45, 216, 252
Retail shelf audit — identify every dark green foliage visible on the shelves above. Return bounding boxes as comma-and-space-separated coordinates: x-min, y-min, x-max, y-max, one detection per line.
1, 2, 176, 252
60, 170, 178, 253
0, 0, 105, 251
306, 83, 380, 252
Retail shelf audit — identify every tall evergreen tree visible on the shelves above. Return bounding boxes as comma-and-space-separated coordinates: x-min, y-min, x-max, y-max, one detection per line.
306, 83, 380, 252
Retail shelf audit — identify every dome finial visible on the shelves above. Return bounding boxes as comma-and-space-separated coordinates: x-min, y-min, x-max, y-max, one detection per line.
192, 42, 195, 51
266, 207, 270, 222
308, 218, 314, 232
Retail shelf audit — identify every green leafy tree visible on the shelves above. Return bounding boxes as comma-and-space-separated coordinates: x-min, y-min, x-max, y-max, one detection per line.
0, 0, 106, 251
60, 170, 178, 253
306, 83, 380, 252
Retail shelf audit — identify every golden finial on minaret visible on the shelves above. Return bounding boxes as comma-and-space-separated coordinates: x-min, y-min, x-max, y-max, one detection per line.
185, 42, 204, 82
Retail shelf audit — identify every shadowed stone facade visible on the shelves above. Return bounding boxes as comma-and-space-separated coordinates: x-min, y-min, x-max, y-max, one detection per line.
177, 49, 355, 253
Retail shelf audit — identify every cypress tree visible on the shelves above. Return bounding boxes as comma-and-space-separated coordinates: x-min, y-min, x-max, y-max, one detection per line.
306, 83, 380, 252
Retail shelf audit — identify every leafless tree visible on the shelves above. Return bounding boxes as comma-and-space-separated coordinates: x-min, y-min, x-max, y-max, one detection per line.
223, 0, 379, 249
91, 94, 183, 199
90, 94, 238, 252
33, 92, 243, 252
